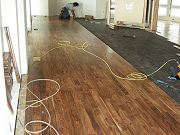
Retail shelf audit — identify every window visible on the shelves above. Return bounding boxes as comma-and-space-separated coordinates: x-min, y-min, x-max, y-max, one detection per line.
158, 7, 167, 16
172, 0, 180, 6
159, 0, 168, 5
171, 8, 180, 17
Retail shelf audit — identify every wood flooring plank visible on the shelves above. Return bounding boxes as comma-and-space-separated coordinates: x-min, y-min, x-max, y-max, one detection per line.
25, 16, 180, 135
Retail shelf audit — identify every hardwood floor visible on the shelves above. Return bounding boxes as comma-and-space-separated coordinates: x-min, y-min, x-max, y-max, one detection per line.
26, 16, 180, 135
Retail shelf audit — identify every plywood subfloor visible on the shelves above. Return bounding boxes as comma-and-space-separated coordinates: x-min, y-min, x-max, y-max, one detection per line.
26, 16, 180, 135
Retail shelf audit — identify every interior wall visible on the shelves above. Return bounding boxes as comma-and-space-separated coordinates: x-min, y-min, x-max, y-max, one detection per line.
31, 0, 107, 18
0, 0, 16, 134
1, 0, 21, 72
71, 0, 85, 18
26, 0, 31, 31
96, 0, 107, 19
31, 0, 49, 16
56, 0, 107, 19
0, 30, 10, 134
83, 0, 96, 17
57, 0, 96, 18
74, 2, 84, 18
114, 0, 145, 24
17, 0, 28, 74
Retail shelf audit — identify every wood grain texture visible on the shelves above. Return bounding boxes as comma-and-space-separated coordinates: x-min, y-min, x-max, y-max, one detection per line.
26, 16, 180, 135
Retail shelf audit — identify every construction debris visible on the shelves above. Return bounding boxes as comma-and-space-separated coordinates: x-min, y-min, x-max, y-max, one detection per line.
85, 15, 94, 21
156, 80, 179, 91
3, 52, 14, 114
33, 57, 41, 62
123, 35, 136, 38
109, 23, 115, 29
89, 21, 101, 24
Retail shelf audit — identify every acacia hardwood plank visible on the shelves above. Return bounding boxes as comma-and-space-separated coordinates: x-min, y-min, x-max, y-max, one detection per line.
26, 16, 180, 135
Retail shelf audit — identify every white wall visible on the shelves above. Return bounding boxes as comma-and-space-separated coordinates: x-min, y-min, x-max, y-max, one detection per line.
1, 0, 21, 72
73, 1, 84, 18
2, 0, 28, 75
56, 0, 107, 19
0, 1, 11, 134
72, 0, 106, 19
0, 0, 28, 134
31, 0, 107, 19
96, 0, 107, 19
114, 0, 145, 24
17, 0, 28, 74
31, 0, 49, 16
0, 36, 11, 135
83, 0, 96, 17
26, 0, 32, 31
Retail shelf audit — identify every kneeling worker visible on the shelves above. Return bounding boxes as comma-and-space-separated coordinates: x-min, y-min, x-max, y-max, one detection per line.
59, 2, 79, 19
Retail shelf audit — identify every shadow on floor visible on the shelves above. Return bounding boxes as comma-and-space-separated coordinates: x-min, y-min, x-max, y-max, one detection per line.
76, 19, 180, 103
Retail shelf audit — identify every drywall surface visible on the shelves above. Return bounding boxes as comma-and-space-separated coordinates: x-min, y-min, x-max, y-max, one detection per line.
0, 1, 20, 135
26, 0, 31, 31
114, 0, 145, 24
0, 1, 9, 126
0, 27, 10, 134
31, 0, 48, 16
17, 0, 28, 74
1, 0, 21, 72
74, 2, 84, 18
83, 0, 96, 17
31, 0, 106, 18
96, 0, 107, 19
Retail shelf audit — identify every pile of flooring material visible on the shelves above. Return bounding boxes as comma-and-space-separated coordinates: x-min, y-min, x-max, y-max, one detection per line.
3, 52, 13, 113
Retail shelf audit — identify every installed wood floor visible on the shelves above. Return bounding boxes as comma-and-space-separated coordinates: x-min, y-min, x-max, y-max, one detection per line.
26, 16, 180, 135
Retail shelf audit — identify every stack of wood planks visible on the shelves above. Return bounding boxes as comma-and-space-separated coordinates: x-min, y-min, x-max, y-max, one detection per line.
3, 52, 14, 113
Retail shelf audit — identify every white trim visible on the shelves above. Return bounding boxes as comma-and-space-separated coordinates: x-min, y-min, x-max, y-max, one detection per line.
10, 81, 20, 135
17, 0, 28, 74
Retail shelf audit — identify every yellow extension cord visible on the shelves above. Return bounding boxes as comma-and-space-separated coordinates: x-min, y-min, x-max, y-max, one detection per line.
25, 79, 60, 135
23, 40, 179, 135
37, 41, 179, 81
